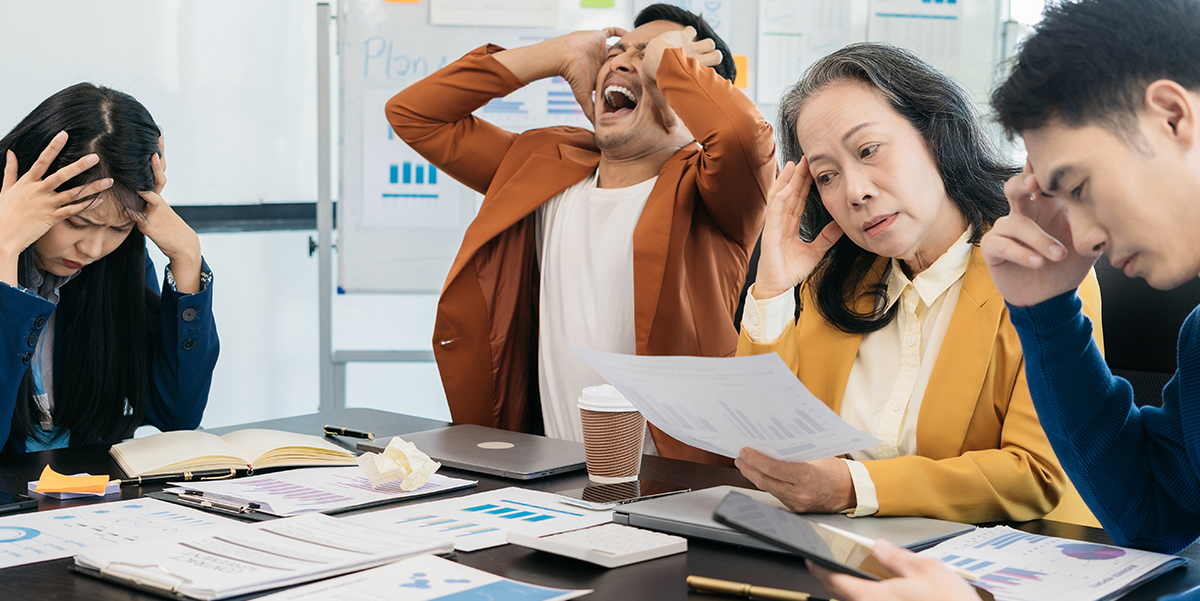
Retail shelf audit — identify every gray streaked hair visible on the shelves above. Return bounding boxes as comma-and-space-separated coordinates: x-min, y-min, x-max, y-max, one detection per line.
778, 43, 1017, 334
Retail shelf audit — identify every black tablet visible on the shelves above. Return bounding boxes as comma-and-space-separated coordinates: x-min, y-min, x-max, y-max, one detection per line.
713, 491, 893, 580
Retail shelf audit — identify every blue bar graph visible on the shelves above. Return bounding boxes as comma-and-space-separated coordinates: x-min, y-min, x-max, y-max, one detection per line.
402, 162, 412, 184
416, 165, 425, 184
428, 165, 437, 184
389, 165, 398, 184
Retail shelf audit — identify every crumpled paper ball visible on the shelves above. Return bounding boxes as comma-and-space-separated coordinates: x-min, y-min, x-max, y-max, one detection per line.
356, 436, 441, 490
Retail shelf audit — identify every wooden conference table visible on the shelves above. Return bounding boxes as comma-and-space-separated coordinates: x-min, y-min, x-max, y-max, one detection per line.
1, 407, 1198, 600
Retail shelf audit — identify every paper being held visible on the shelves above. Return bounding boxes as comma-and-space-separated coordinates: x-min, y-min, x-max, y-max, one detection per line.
356, 436, 440, 490
572, 347, 880, 462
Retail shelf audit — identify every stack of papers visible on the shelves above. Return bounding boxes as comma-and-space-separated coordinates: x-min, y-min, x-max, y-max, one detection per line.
918, 526, 1188, 601
75, 513, 453, 601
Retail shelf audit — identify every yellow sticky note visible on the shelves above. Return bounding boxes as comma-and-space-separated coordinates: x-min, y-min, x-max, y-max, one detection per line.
35, 465, 111, 494
733, 55, 749, 89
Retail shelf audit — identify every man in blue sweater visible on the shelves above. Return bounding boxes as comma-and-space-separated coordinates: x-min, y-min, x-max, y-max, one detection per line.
807, 0, 1200, 599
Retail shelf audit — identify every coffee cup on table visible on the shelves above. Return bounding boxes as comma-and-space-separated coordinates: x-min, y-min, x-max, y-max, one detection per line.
578, 384, 646, 484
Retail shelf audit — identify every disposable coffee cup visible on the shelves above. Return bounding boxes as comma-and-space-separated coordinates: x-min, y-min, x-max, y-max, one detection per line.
578, 385, 645, 484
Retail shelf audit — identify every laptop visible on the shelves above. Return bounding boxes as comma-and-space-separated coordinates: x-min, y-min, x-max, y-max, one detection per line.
613, 485, 974, 554
357, 424, 586, 480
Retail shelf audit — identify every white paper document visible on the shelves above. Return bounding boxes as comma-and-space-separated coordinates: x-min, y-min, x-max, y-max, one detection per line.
0, 498, 233, 569
430, 0, 558, 28
256, 553, 589, 601
918, 526, 1187, 601
167, 467, 476, 517
757, 0, 854, 105
75, 513, 453, 601
345, 487, 612, 552
868, 0, 962, 73
573, 347, 881, 462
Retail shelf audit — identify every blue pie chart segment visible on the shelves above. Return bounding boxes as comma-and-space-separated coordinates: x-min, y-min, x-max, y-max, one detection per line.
1059, 543, 1126, 560
0, 527, 41, 543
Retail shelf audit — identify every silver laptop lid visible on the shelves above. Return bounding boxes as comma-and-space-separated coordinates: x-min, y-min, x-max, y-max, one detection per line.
357, 424, 586, 480
614, 485, 974, 553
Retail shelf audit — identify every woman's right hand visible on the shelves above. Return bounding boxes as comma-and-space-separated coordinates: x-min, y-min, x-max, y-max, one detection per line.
752, 158, 844, 300
0, 131, 112, 259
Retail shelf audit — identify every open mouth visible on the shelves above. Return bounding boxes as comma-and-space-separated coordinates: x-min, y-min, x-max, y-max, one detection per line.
601, 83, 639, 119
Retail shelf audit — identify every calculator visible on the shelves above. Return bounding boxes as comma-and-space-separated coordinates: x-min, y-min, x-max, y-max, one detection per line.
507, 523, 687, 568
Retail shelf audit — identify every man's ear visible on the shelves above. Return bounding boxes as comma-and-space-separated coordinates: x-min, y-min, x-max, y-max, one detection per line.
1145, 79, 1197, 149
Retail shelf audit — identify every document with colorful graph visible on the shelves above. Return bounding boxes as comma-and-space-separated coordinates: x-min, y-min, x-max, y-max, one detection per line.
167, 466, 476, 516
917, 526, 1187, 601
344, 487, 612, 552
257, 553, 588, 601
0, 498, 233, 569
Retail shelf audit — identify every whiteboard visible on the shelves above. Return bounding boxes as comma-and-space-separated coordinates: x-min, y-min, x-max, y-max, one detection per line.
0, 0, 322, 206
337, 0, 634, 293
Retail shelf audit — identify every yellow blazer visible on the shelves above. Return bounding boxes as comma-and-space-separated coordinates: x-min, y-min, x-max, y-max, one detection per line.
737, 246, 1103, 526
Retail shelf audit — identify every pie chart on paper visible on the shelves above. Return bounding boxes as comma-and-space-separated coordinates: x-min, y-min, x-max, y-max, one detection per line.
1059, 543, 1126, 560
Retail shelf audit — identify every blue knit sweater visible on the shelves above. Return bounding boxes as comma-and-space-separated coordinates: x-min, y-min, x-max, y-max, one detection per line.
1009, 291, 1200, 555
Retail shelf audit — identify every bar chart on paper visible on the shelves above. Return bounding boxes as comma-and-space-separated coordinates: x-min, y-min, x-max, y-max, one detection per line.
0, 498, 229, 570
918, 526, 1186, 601
345, 487, 612, 551
362, 89, 461, 229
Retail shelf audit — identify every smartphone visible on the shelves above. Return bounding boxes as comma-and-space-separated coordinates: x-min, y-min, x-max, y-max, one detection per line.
557, 480, 690, 510
0, 491, 39, 516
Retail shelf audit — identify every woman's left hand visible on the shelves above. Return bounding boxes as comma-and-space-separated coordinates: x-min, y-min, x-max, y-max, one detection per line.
735, 447, 855, 513
134, 137, 202, 294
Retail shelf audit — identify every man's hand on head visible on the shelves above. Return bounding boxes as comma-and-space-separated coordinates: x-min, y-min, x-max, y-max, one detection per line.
639, 26, 722, 132
640, 26, 722, 84
556, 28, 628, 126
981, 162, 1097, 307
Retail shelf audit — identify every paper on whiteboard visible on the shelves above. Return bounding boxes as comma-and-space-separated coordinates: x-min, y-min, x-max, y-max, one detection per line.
363, 89, 462, 229
757, 0, 853, 105
633, 0, 732, 43
431, 0, 559, 28
572, 347, 880, 462
867, 0, 962, 73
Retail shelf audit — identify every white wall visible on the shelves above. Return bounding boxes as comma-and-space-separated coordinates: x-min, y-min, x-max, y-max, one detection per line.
146, 231, 451, 429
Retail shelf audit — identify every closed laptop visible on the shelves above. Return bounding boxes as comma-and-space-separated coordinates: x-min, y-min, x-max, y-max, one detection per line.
358, 424, 586, 480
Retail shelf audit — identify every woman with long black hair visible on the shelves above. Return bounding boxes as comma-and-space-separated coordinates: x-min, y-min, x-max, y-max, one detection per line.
734, 44, 1101, 525
0, 83, 217, 453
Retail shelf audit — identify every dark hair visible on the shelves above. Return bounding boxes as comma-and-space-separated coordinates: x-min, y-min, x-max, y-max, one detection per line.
0, 83, 162, 445
993, 0, 1200, 139
634, 3, 736, 83
778, 43, 1016, 334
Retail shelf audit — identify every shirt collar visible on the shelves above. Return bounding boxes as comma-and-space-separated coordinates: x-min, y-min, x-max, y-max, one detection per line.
25, 254, 79, 305
883, 228, 973, 311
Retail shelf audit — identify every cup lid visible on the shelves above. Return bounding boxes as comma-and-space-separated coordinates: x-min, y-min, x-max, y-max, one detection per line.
577, 384, 636, 412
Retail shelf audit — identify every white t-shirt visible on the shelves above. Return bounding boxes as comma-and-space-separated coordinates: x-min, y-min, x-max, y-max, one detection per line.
536, 171, 657, 442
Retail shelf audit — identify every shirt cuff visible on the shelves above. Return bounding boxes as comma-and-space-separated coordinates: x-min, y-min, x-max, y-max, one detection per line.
741, 284, 796, 344
1006, 289, 1082, 334
842, 459, 879, 517
164, 259, 214, 295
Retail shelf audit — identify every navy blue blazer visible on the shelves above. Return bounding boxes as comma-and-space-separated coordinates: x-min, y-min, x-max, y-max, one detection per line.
0, 249, 218, 452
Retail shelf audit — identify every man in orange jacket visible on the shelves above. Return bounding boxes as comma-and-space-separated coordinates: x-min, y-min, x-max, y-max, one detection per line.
387, 4, 774, 464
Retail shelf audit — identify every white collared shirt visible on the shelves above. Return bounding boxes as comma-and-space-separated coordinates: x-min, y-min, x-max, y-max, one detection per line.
742, 229, 973, 516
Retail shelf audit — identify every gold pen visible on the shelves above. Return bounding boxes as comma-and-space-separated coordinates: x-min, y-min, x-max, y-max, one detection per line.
686, 575, 833, 601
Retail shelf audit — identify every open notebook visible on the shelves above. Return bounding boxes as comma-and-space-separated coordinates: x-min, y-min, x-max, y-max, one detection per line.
110, 429, 358, 476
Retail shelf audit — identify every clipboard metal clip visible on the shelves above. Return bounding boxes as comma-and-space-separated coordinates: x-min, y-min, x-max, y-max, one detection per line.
176, 490, 263, 515
100, 561, 193, 594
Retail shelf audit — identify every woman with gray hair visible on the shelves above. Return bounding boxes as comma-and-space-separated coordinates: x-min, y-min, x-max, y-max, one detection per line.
734, 43, 1101, 525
